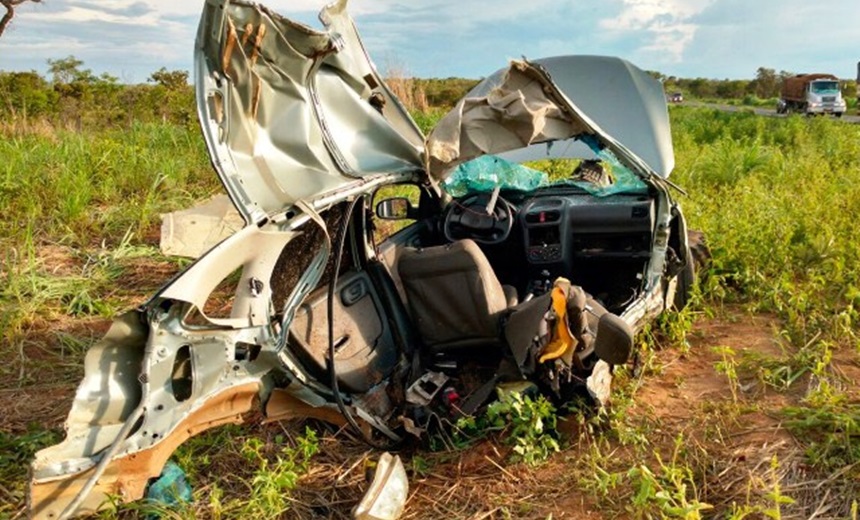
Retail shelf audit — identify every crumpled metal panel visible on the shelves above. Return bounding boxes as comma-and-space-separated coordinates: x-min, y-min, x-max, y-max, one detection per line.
29, 221, 303, 518
426, 56, 674, 180
529, 55, 674, 178
30, 312, 147, 481
195, 0, 423, 223
427, 61, 588, 178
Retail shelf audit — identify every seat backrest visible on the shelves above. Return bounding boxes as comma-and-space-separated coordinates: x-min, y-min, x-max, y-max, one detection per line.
397, 239, 508, 348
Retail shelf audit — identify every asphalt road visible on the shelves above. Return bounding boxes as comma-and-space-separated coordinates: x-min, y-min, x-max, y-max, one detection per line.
686, 101, 860, 124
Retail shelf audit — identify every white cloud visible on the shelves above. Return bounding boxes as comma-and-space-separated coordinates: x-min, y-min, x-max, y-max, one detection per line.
39, 7, 157, 26
599, 0, 713, 61
677, 0, 860, 79
640, 21, 697, 58
2, 0, 858, 81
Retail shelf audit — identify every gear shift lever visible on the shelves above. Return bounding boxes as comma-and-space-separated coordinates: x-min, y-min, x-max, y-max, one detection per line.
539, 269, 552, 293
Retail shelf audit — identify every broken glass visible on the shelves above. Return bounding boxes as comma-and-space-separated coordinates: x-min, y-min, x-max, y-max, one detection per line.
441, 155, 549, 197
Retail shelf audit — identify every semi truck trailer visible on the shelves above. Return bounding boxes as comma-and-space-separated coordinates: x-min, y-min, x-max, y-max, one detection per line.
777, 73, 846, 117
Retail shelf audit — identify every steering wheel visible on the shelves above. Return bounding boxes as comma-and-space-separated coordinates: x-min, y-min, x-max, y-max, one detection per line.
443, 193, 515, 245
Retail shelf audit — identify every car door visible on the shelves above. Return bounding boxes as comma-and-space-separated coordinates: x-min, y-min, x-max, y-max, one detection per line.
286, 202, 401, 393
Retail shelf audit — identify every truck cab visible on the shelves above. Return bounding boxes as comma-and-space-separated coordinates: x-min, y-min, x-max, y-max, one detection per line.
805, 79, 846, 116
778, 73, 846, 117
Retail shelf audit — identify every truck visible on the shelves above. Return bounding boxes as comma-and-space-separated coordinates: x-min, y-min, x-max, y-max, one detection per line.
777, 73, 846, 117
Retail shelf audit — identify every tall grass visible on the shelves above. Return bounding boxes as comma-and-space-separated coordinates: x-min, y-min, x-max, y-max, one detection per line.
671, 108, 860, 480
0, 121, 217, 248
2, 106, 860, 517
0, 122, 215, 350
672, 108, 860, 351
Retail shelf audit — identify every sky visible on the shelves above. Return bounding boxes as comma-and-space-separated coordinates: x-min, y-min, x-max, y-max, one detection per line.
0, 0, 858, 83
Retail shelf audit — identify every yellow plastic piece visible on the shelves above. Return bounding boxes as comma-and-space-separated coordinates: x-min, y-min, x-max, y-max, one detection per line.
538, 279, 578, 363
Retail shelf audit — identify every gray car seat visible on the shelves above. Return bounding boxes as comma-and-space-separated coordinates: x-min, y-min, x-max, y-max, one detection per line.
397, 239, 518, 352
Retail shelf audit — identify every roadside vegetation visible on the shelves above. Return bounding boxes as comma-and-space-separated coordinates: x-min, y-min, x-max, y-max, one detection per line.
660, 66, 858, 111
1, 61, 859, 518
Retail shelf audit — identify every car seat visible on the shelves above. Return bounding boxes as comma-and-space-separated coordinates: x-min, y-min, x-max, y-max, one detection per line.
397, 239, 518, 352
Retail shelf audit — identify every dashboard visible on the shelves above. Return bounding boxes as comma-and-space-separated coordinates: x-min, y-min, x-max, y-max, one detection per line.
443, 189, 657, 308
521, 193, 654, 264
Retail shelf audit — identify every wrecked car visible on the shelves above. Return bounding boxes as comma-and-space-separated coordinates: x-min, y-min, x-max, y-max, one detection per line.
28, 0, 701, 517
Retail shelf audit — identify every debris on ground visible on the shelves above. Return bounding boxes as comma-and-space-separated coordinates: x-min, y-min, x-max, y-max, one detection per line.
353, 452, 408, 520
159, 195, 243, 258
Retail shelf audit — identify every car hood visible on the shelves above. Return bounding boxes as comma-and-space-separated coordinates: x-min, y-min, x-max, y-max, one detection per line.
196, 1, 673, 223
426, 55, 674, 182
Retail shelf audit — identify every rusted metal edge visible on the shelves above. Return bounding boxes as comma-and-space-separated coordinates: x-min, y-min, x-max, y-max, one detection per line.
29, 382, 261, 519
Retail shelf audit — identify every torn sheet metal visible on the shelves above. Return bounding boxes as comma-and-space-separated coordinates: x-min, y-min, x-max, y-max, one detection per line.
426, 61, 586, 178
30, 382, 260, 519
160, 195, 244, 258
426, 56, 674, 181
195, 0, 423, 224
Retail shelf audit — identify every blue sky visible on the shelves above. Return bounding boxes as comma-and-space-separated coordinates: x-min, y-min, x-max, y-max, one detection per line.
1, 0, 857, 83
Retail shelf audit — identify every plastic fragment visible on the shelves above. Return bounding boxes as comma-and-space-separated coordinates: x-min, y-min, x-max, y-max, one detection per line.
145, 461, 192, 507
353, 453, 408, 520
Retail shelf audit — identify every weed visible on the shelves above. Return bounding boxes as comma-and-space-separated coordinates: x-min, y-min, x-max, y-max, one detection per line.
783, 402, 860, 471
713, 346, 740, 402
762, 456, 795, 520
625, 436, 712, 519
409, 455, 432, 477
237, 427, 319, 516
737, 349, 807, 392
455, 391, 561, 466
578, 439, 623, 498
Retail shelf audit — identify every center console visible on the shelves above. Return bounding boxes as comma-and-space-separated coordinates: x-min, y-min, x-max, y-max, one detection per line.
524, 199, 565, 264
520, 194, 656, 300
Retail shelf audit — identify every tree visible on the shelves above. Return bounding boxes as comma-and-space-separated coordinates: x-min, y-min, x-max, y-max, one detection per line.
149, 68, 189, 91
715, 79, 749, 99
0, 0, 41, 39
753, 67, 778, 98
687, 78, 716, 99
47, 55, 91, 85
0, 70, 56, 118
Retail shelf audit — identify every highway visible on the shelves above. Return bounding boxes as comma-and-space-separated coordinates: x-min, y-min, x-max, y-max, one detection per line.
685, 101, 860, 124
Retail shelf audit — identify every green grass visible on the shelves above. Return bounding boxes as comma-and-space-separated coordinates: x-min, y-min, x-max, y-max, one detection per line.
0, 121, 217, 248
0, 122, 215, 345
569, 107, 860, 516
2, 107, 860, 518
642, 107, 860, 511
672, 107, 860, 351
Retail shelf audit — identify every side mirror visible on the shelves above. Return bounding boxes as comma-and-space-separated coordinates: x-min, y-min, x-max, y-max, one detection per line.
376, 197, 417, 220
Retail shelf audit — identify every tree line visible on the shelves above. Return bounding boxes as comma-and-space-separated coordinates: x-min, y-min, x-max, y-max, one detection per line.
1, 56, 194, 130
658, 67, 858, 102
2, 58, 857, 132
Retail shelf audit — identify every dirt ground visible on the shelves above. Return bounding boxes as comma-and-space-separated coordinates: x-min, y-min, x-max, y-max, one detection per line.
2, 264, 857, 519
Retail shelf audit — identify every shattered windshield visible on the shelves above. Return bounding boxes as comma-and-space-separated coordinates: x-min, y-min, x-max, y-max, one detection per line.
441, 137, 649, 197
